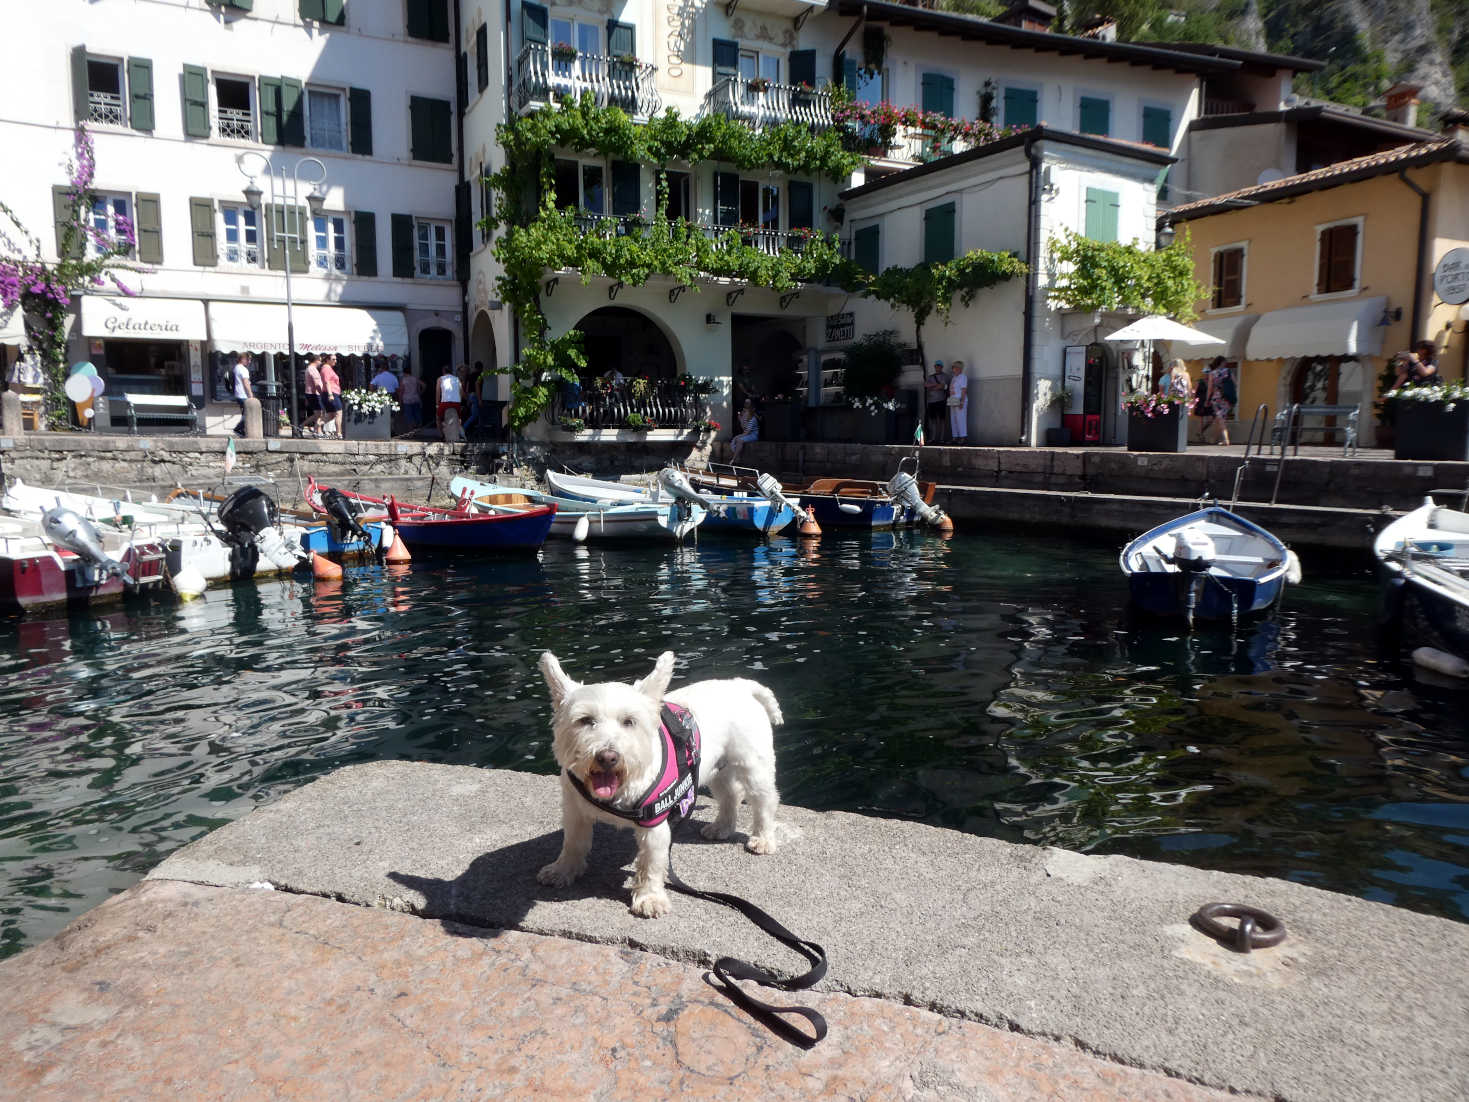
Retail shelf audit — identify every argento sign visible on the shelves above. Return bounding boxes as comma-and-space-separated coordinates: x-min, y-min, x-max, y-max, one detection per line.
103, 314, 182, 335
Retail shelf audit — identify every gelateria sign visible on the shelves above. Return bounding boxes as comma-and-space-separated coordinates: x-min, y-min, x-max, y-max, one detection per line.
1433, 248, 1469, 306
79, 295, 207, 341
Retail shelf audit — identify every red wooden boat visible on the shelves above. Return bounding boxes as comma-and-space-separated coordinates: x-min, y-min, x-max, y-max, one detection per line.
307, 483, 556, 553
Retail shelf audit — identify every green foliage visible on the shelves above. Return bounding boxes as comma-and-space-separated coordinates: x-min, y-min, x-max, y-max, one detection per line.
1046, 229, 1209, 322
842, 329, 905, 398
864, 250, 1028, 363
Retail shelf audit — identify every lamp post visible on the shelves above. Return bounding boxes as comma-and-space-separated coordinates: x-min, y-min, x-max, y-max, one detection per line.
236, 152, 327, 437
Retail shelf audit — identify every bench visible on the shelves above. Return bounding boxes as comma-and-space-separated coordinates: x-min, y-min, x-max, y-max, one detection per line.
1270, 403, 1359, 456
117, 393, 201, 435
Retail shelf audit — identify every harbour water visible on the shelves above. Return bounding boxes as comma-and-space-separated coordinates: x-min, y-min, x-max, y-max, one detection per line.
2, 528, 1467, 959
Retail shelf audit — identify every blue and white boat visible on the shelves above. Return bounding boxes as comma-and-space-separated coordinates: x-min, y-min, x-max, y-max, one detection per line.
1374, 497, 1469, 665
449, 476, 705, 543
1120, 506, 1301, 624
546, 469, 798, 537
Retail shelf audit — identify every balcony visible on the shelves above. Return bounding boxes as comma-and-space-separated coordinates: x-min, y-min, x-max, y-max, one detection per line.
545, 377, 708, 432
514, 43, 660, 118
567, 214, 819, 258
701, 76, 833, 131
87, 90, 124, 127
217, 106, 253, 141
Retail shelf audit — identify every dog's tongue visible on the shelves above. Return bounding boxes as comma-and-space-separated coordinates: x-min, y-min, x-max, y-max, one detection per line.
589, 770, 620, 799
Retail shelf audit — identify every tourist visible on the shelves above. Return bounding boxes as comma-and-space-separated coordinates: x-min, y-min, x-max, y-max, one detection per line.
947, 360, 968, 445
924, 360, 949, 445
399, 369, 422, 427
460, 364, 482, 436
1165, 358, 1192, 401
1203, 356, 1234, 446
731, 398, 760, 461
370, 361, 398, 394
436, 364, 463, 435
320, 353, 343, 438
302, 354, 324, 437
7, 350, 41, 389
1392, 341, 1439, 389
232, 351, 253, 436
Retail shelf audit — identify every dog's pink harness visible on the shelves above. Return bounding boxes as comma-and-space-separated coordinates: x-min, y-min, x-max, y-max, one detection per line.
568, 703, 700, 828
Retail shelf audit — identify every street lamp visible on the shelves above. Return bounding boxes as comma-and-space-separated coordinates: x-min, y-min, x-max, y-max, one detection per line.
236, 151, 328, 436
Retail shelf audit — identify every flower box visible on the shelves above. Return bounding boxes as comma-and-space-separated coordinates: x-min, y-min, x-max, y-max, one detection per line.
1127, 406, 1187, 453
347, 409, 391, 441
1393, 400, 1469, 460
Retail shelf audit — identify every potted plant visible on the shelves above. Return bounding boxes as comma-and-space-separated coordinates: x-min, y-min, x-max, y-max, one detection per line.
624, 411, 653, 431
1384, 382, 1469, 460
1123, 391, 1188, 453
746, 76, 771, 93
628, 376, 651, 400
696, 417, 721, 435
558, 415, 586, 435
341, 387, 401, 440
550, 42, 578, 63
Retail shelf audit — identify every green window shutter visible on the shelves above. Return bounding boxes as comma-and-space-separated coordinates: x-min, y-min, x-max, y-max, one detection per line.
348, 87, 372, 155
1003, 87, 1037, 129
354, 210, 377, 276
836, 52, 857, 92
607, 21, 635, 57
266, 204, 285, 270
410, 96, 452, 162
391, 213, 416, 278
611, 161, 640, 216
71, 45, 89, 124
789, 49, 815, 88
406, 0, 448, 41
922, 203, 955, 264
789, 180, 813, 230
455, 181, 472, 265
921, 73, 954, 118
189, 197, 217, 267
324, 0, 345, 23
713, 38, 738, 81
127, 58, 154, 132
221, 0, 254, 9
259, 76, 281, 144
476, 24, 489, 92
1083, 187, 1119, 242
854, 225, 879, 274
299, 0, 325, 20
406, 0, 429, 38
1142, 105, 1171, 149
1079, 96, 1110, 136
267, 205, 309, 272
456, 52, 468, 111
53, 186, 81, 260
280, 78, 305, 146
714, 171, 739, 227
134, 192, 162, 263
521, 1, 548, 46
182, 64, 210, 138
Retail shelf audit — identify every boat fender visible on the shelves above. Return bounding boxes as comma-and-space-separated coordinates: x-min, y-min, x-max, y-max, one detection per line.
837, 501, 862, 515
1412, 647, 1469, 679
572, 515, 590, 543
171, 564, 208, 599
1285, 549, 1303, 585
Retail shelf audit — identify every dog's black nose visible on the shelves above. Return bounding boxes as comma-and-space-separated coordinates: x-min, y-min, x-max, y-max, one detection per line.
595, 749, 621, 770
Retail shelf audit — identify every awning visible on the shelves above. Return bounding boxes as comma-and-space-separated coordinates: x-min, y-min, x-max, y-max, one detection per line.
81, 296, 207, 341
206, 302, 410, 356
1245, 296, 1387, 360
1172, 314, 1258, 360
0, 305, 23, 344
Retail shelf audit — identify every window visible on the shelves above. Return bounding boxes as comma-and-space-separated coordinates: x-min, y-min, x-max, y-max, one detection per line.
220, 204, 261, 266
923, 202, 955, 264
1211, 245, 1246, 309
409, 96, 452, 163
1141, 105, 1171, 149
854, 224, 880, 274
1316, 219, 1361, 295
216, 76, 254, 140
581, 163, 605, 214
416, 220, 450, 278
552, 158, 609, 214
1003, 86, 1038, 129
1078, 95, 1110, 137
89, 193, 132, 258
550, 18, 602, 79
475, 24, 489, 93
1083, 187, 1119, 242
663, 170, 691, 222
306, 88, 346, 151
86, 59, 126, 126
313, 214, 349, 272
739, 49, 781, 84
406, 0, 450, 42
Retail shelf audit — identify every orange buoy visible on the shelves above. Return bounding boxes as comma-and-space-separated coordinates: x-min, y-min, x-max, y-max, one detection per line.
384, 533, 412, 563
311, 552, 343, 580
935, 512, 955, 534
797, 505, 822, 538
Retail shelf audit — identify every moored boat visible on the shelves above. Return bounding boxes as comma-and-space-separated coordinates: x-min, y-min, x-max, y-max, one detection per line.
1120, 506, 1300, 625
678, 459, 949, 531
308, 482, 555, 553
1374, 497, 1469, 666
0, 513, 170, 613
544, 468, 795, 536
448, 476, 706, 542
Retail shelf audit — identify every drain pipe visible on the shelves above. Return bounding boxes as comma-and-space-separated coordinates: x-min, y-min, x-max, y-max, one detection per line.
1019, 134, 1041, 445
1397, 169, 1430, 342
453, 0, 469, 366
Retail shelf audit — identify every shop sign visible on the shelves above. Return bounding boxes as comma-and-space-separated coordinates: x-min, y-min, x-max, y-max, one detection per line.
825, 312, 854, 343
1434, 248, 1469, 306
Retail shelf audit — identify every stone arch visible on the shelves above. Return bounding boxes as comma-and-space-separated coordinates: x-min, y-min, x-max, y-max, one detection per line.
572, 305, 684, 380
470, 310, 500, 399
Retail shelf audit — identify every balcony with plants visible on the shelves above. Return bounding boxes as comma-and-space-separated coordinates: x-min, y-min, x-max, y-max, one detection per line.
515, 42, 661, 118
544, 375, 718, 435
700, 74, 834, 131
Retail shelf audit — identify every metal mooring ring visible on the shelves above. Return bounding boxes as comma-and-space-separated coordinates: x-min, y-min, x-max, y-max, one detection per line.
1191, 902, 1287, 953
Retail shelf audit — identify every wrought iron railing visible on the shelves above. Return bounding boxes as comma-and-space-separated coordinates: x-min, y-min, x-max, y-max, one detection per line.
88, 91, 125, 127
217, 106, 253, 140
1203, 97, 1254, 117
515, 43, 660, 117
544, 377, 712, 432
701, 76, 833, 130
565, 214, 817, 258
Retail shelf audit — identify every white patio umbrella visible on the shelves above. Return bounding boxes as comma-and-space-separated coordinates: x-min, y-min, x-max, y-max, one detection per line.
1103, 315, 1225, 344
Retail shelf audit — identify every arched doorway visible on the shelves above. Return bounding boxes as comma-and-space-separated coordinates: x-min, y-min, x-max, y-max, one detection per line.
417, 327, 454, 380
574, 307, 678, 381
469, 311, 499, 397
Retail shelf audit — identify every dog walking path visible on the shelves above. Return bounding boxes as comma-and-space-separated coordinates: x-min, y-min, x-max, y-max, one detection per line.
4, 762, 1467, 1101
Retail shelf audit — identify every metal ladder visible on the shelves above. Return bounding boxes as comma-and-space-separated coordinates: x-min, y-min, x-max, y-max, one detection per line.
1228, 404, 1273, 509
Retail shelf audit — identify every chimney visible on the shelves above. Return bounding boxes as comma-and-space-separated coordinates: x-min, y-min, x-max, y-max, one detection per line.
994, 0, 1057, 31
1384, 82, 1422, 128
1441, 108, 1469, 148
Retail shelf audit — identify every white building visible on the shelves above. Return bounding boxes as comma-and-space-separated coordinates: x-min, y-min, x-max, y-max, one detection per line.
0, 0, 464, 432
461, 0, 1234, 440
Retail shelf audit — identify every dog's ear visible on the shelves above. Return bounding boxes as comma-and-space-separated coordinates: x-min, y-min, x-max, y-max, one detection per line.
539, 651, 578, 710
634, 651, 676, 702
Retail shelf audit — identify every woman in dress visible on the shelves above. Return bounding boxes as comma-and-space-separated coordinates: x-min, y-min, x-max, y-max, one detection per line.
1202, 356, 1233, 446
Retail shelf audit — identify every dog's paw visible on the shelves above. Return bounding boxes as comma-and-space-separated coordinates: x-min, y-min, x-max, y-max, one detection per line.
537, 860, 584, 888
700, 821, 733, 841
745, 834, 779, 855
630, 889, 672, 918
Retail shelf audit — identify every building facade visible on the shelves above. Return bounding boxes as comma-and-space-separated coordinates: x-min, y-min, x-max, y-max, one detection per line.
0, 0, 464, 431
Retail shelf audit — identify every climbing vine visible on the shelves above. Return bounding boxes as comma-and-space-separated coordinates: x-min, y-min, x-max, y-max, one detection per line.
867, 250, 1030, 365
1046, 228, 1209, 322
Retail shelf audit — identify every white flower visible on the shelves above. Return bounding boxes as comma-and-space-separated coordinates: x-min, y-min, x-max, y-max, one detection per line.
341, 387, 401, 415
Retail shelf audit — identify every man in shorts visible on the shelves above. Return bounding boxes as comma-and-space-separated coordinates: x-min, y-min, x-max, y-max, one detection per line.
436, 364, 463, 436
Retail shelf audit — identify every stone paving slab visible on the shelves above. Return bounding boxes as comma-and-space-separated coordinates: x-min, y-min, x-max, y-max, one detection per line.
148, 762, 1469, 1102
0, 879, 1239, 1102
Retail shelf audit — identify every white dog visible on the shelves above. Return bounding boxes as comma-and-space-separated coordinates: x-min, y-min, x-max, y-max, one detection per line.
537, 650, 783, 918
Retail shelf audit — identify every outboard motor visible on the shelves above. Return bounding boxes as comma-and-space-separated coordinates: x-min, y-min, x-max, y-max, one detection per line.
217, 486, 283, 579
1170, 525, 1217, 629
319, 488, 371, 545
886, 470, 948, 529
755, 472, 805, 521
40, 506, 128, 582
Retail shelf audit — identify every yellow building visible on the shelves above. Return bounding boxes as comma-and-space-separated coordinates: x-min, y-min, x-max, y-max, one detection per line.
1162, 124, 1469, 446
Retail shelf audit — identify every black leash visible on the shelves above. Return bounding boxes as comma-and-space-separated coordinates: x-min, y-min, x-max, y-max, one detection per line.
665, 844, 829, 1049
